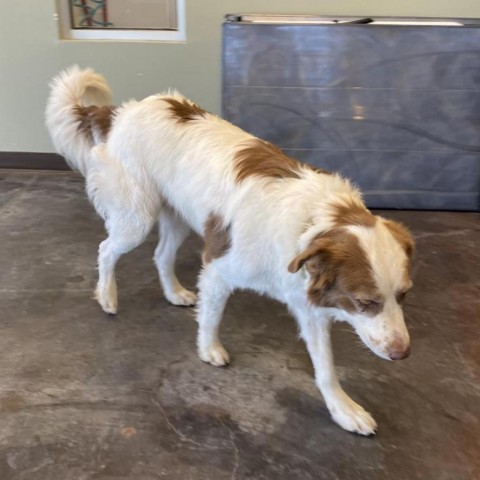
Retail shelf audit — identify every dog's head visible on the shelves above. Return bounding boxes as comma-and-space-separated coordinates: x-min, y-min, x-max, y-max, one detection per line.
288, 217, 414, 361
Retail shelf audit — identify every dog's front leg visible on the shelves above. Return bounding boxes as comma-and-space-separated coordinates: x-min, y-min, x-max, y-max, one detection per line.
297, 313, 377, 435
197, 264, 232, 367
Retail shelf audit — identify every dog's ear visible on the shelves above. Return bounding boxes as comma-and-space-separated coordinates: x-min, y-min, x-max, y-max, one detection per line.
288, 239, 337, 299
288, 237, 331, 275
383, 219, 415, 259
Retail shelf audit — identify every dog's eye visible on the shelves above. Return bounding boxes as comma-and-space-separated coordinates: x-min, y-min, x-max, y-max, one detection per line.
355, 299, 381, 313
396, 291, 408, 304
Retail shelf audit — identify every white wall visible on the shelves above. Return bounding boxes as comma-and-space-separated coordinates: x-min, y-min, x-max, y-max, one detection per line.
0, 0, 479, 152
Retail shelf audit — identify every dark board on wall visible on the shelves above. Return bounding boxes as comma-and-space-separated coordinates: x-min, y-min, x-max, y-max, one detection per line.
222, 15, 480, 210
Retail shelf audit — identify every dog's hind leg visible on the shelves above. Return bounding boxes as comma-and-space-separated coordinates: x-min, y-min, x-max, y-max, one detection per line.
196, 263, 232, 366
96, 213, 155, 314
87, 144, 159, 314
154, 206, 197, 306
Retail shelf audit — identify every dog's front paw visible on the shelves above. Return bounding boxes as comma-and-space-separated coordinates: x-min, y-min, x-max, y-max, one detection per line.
199, 343, 230, 367
165, 288, 197, 307
95, 284, 118, 314
329, 397, 377, 436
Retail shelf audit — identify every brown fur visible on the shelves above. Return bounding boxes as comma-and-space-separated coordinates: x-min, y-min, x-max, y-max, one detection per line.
75, 105, 117, 141
383, 219, 415, 258
331, 199, 376, 228
234, 139, 333, 183
163, 98, 207, 123
203, 213, 231, 264
234, 139, 302, 182
288, 229, 383, 315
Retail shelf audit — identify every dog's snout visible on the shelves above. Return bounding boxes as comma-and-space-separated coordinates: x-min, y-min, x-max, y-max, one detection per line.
388, 344, 411, 360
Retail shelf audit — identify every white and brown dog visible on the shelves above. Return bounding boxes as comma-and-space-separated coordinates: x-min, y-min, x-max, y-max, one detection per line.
46, 66, 414, 435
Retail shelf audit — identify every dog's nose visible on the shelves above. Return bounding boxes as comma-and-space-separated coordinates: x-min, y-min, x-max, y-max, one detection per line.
388, 344, 411, 360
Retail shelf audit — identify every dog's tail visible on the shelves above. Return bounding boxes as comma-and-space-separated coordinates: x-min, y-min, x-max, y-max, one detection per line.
45, 65, 113, 176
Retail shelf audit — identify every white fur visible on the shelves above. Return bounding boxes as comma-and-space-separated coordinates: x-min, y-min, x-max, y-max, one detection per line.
347, 221, 412, 360
45, 65, 112, 176
45, 67, 413, 435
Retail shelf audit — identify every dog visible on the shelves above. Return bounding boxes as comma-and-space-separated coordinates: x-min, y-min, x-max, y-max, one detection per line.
46, 66, 414, 435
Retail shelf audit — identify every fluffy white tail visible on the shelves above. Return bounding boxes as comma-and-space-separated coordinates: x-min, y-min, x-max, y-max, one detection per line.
45, 65, 112, 176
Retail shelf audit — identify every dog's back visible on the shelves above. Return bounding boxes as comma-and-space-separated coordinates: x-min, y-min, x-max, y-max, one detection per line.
105, 92, 252, 233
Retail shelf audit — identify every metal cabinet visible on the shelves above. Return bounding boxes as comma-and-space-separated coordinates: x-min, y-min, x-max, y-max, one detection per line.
222, 15, 480, 210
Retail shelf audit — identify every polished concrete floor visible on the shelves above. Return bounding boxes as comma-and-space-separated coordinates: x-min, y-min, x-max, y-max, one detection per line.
0, 170, 479, 480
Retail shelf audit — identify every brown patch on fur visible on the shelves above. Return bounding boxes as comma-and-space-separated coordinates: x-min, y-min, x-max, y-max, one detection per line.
383, 219, 415, 258
331, 199, 376, 228
288, 229, 383, 316
203, 213, 231, 264
75, 105, 117, 141
163, 98, 207, 123
234, 140, 333, 183
234, 139, 302, 183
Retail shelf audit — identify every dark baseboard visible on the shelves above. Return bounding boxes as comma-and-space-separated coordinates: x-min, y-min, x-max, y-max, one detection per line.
0, 152, 71, 171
